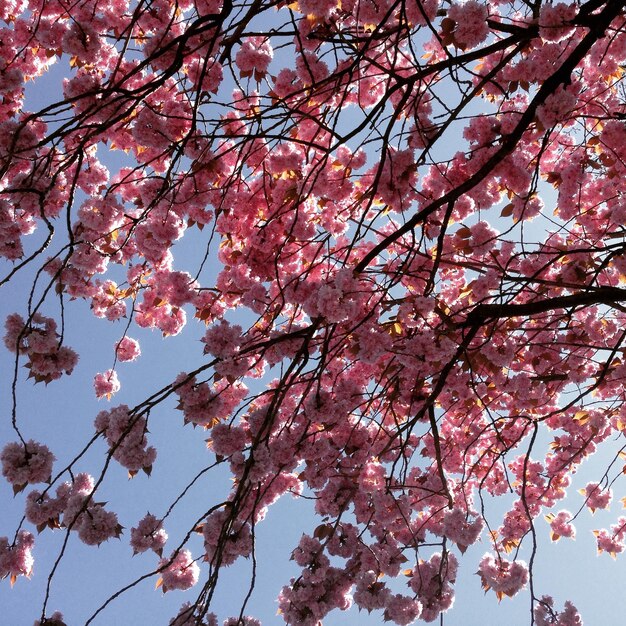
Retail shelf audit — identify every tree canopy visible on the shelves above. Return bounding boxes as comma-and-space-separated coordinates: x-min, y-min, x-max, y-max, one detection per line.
2, 0, 626, 624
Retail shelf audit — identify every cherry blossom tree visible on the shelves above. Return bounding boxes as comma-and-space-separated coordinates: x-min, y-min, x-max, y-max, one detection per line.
2, 0, 626, 624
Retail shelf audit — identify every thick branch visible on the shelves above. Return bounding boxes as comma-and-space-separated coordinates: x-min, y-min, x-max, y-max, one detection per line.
464, 286, 626, 326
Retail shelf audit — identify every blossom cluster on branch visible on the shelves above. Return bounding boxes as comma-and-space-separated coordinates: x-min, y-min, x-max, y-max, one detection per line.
2, 0, 626, 624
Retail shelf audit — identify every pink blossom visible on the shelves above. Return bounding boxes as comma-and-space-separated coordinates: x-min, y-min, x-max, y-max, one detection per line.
77, 196, 123, 233
442, 509, 483, 551
77, 505, 121, 546
547, 510, 576, 540
3, 313, 78, 383
169, 603, 217, 626
278, 565, 352, 624
409, 552, 457, 621
58, 473, 121, 545
209, 423, 247, 457
61, 21, 101, 62
0, 531, 34, 581
194, 0, 223, 16
186, 57, 223, 93
235, 37, 273, 77
54, 474, 121, 545
91, 281, 127, 320
1, 440, 54, 487
33, 611, 65, 626
0, 0, 27, 23
595, 529, 624, 556
94, 404, 156, 472
296, 52, 329, 85
203, 509, 253, 566
175, 374, 248, 428
298, 0, 338, 19
159, 550, 200, 592
539, 3, 577, 43
447, 1, 489, 50
4, 2, 626, 624
115, 336, 141, 362
405, 0, 439, 26
25, 487, 67, 529
353, 570, 391, 612
94, 369, 120, 399
384, 594, 422, 626
535, 596, 583, 626
130, 513, 168, 555
537, 85, 578, 128
469, 221, 499, 255
582, 482, 612, 512
202, 320, 243, 358
594, 519, 626, 557
477, 553, 529, 598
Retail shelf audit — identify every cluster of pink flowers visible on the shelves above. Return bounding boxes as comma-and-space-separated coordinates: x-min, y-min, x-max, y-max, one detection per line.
115, 336, 141, 362
277, 564, 353, 625
535, 596, 583, 626
581, 482, 612, 512
169, 603, 217, 626
208, 423, 247, 457
202, 320, 243, 359
158, 550, 200, 592
135, 299, 187, 337
0, 197, 26, 260
76, 196, 123, 235
363, 148, 417, 213
61, 473, 122, 546
383, 594, 423, 626
235, 37, 273, 78
168, 604, 259, 626
594, 518, 626, 557
222, 618, 261, 626
175, 373, 248, 428
0, 531, 34, 583
25, 486, 66, 531
353, 570, 391, 613
468, 221, 499, 256
25, 473, 121, 546
1, 440, 54, 489
477, 554, 529, 599
4, 314, 78, 383
94, 404, 156, 472
538, 2, 577, 43
409, 552, 457, 621
130, 513, 168, 556
441, 509, 483, 552
33, 611, 65, 626
74, 502, 122, 546
5, 0, 626, 624
298, 0, 338, 19
447, 1, 489, 50
94, 369, 121, 399
88, 280, 128, 321
547, 510, 576, 541
536, 84, 579, 129
202, 509, 253, 566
